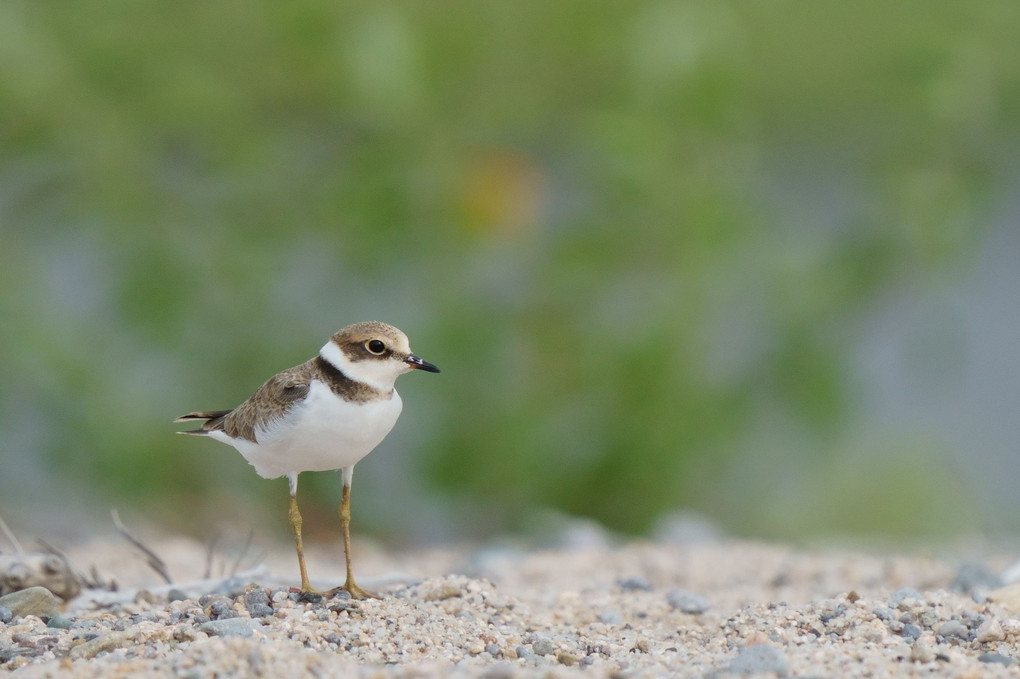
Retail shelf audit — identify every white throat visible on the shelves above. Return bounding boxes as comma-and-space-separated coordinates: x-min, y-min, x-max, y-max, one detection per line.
319, 340, 402, 393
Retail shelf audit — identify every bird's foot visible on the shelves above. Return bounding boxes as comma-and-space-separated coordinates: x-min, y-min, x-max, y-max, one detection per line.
288, 586, 330, 604
329, 581, 380, 600
289, 584, 378, 601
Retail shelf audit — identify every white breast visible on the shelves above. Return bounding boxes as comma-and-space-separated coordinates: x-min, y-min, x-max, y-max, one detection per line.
213, 380, 404, 479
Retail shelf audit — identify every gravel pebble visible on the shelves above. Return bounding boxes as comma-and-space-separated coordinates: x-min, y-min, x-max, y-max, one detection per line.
556, 650, 577, 666
167, 588, 189, 602
531, 637, 555, 656
69, 631, 132, 659
937, 619, 968, 640
4, 538, 1019, 677
212, 576, 248, 598
598, 609, 622, 625
0, 587, 61, 620
243, 586, 274, 618
0, 605, 12, 624
199, 617, 264, 638
172, 625, 198, 642
479, 664, 515, 679
729, 644, 788, 676
977, 652, 1014, 666
204, 597, 238, 620
951, 561, 1003, 594
45, 615, 72, 629
615, 576, 652, 591
975, 619, 1005, 643
900, 623, 922, 641
910, 641, 936, 663
667, 588, 711, 614
889, 587, 923, 607
1001, 618, 1020, 636
872, 606, 894, 621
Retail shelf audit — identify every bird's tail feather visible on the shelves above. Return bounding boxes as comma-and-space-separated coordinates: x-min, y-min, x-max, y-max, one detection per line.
174, 409, 232, 435
174, 410, 232, 423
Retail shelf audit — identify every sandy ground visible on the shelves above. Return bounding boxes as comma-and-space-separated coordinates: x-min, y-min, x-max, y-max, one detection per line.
4, 526, 1020, 678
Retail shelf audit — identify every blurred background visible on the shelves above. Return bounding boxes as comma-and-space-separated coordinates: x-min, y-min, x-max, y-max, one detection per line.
2, 2, 1019, 548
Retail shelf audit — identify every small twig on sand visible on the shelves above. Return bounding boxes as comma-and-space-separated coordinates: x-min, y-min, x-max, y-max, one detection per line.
37, 538, 83, 580
0, 512, 24, 554
204, 531, 221, 580
251, 549, 268, 571
229, 529, 255, 578
90, 564, 118, 591
110, 509, 173, 585
34, 538, 87, 599
39, 539, 117, 592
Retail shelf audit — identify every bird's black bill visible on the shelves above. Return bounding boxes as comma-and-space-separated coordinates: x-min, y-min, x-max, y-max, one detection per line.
405, 354, 440, 373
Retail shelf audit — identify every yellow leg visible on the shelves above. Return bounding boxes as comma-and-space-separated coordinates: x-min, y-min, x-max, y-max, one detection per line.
286, 474, 316, 594
337, 476, 378, 600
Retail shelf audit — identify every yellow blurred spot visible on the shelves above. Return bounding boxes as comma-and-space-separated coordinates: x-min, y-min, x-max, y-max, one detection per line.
459, 150, 547, 239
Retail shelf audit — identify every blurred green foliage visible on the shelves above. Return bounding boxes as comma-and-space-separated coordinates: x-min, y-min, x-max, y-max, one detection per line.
1, 2, 1017, 540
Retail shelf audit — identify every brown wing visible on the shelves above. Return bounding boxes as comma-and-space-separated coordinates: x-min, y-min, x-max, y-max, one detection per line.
176, 360, 315, 443
221, 361, 314, 442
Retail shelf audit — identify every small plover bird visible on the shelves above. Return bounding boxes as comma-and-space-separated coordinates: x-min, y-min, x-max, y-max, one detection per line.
176, 321, 439, 599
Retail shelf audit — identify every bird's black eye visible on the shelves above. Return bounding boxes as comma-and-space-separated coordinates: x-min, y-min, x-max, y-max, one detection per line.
366, 339, 386, 355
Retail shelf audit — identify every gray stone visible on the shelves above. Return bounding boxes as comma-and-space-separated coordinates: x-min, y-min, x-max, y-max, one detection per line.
0, 605, 11, 624
0, 586, 61, 620
46, 615, 73, 629
616, 576, 652, 592
514, 645, 532, 659
205, 597, 238, 620
532, 637, 555, 656
244, 586, 273, 618
667, 588, 711, 614
598, 609, 623, 625
951, 561, 1003, 593
872, 607, 894, 621
900, 624, 922, 641
212, 576, 248, 598
918, 608, 939, 628
728, 644, 788, 676
978, 652, 1014, 666
167, 589, 189, 602
199, 617, 263, 638
247, 603, 273, 618
889, 588, 922, 607
936, 619, 968, 640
